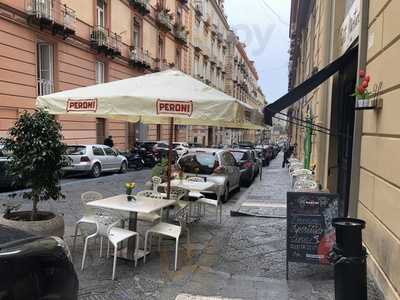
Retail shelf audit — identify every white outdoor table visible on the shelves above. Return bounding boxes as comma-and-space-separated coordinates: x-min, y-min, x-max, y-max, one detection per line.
87, 194, 176, 261
160, 179, 216, 222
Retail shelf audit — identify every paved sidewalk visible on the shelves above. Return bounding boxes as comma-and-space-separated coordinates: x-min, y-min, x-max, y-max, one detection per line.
0, 155, 383, 299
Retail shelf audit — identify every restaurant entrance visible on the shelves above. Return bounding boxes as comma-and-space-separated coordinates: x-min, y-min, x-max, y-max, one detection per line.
329, 48, 358, 215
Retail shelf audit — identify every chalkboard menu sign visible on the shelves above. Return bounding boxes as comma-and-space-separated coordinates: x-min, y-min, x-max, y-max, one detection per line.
286, 192, 343, 277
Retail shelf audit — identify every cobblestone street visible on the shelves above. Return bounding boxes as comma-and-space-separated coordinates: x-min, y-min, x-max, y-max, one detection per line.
0, 155, 383, 299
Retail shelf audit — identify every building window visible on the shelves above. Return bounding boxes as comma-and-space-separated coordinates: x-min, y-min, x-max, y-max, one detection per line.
194, 56, 199, 75
132, 18, 141, 49
96, 118, 106, 144
96, 0, 105, 27
175, 48, 181, 70
158, 35, 164, 60
37, 42, 53, 96
95, 61, 105, 84
176, 5, 182, 25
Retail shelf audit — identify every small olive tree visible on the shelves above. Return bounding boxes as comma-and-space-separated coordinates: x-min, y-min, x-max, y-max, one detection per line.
2, 109, 68, 220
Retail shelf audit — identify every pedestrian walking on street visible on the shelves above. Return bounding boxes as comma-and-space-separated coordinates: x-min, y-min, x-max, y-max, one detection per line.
104, 135, 114, 148
282, 145, 294, 168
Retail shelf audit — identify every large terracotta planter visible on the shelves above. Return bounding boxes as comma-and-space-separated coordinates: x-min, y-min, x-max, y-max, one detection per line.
0, 211, 64, 238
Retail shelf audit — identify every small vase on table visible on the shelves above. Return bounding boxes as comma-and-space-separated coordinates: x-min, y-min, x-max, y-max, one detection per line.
125, 182, 136, 202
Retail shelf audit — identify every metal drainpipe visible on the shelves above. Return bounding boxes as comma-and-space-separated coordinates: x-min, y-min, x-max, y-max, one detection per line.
348, 0, 369, 217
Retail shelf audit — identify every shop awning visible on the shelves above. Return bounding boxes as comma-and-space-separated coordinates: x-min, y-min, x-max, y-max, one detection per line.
263, 46, 358, 125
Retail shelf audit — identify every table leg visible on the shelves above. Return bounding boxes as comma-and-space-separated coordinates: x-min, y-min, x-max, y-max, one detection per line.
127, 211, 137, 260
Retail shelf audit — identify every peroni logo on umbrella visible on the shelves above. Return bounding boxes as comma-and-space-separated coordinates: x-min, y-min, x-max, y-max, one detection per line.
156, 100, 193, 116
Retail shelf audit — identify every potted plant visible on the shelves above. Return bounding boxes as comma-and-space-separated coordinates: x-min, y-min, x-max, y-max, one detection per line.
151, 158, 169, 182
0, 109, 68, 238
354, 70, 371, 108
125, 182, 136, 201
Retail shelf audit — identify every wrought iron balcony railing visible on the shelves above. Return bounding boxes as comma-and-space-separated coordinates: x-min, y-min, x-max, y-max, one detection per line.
128, 0, 150, 16
193, 39, 202, 52
153, 59, 173, 72
25, 0, 76, 37
91, 25, 108, 48
194, 0, 203, 17
130, 47, 152, 69
174, 23, 188, 44
156, 9, 173, 32
90, 26, 121, 58
108, 32, 122, 56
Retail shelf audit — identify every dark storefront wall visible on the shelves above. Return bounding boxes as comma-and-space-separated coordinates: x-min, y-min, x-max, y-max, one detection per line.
327, 48, 358, 215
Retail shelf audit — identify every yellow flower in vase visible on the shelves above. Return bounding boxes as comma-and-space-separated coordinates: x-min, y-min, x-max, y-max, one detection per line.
125, 182, 136, 196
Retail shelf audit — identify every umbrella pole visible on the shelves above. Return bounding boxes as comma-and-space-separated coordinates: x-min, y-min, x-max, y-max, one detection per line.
167, 117, 174, 199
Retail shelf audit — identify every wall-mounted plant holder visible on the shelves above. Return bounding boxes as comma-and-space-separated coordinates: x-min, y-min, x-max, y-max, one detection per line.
355, 98, 383, 110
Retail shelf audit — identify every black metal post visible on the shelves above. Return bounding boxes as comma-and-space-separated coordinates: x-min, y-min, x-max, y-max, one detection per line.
332, 218, 367, 300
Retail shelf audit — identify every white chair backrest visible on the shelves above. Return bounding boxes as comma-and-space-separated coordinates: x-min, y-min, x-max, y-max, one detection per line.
292, 169, 313, 176
174, 204, 190, 229
97, 217, 121, 237
137, 190, 164, 200
289, 162, 303, 171
294, 179, 318, 191
81, 191, 103, 216
152, 176, 162, 193
169, 186, 187, 201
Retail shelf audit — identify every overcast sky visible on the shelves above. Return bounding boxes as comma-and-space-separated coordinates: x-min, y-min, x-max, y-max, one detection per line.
224, 0, 291, 103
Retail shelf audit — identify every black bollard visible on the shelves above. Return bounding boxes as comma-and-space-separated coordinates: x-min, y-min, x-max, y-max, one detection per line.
331, 218, 367, 300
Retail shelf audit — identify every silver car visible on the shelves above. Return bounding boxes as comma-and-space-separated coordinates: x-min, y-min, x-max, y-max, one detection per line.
177, 148, 241, 203
63, 144, 128, 178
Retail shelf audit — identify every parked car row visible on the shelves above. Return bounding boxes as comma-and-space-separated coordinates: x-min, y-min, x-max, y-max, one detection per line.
176, 144, 277, 203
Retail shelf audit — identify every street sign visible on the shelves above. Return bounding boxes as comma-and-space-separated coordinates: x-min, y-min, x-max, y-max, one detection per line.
286, 192, 343, 279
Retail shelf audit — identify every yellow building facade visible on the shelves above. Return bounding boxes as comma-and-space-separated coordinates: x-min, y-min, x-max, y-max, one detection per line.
288, 1, 400, 298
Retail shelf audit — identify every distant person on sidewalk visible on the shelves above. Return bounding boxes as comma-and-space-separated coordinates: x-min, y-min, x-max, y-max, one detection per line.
104, 135, 114, 148
282, 145, 294, 168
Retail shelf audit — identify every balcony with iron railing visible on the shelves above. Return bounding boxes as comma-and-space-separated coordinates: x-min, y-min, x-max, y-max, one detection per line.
193, 39, 202, 52
129, 47, 152, 69
211, 24, 218, 36
196, 74, 204, 82
210, 54, 217, 65
25, 0, 76, 38
90, 26, 121, 58
174, 23, 188, 44
153, 59, 173, 72
194, 1, 204, 17
204, 15, 211, 29
155, 8, 173, 32
37, 78, 54, 96
128, 0, 150, 16
217, 32, 224, 44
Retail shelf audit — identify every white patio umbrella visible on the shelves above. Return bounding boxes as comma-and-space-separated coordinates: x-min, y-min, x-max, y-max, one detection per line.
37, 70, 264, 196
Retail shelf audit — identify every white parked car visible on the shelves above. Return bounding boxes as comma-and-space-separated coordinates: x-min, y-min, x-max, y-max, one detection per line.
173, 142, 189, 157
177, 148, 241, 202
63, 144, 128, 178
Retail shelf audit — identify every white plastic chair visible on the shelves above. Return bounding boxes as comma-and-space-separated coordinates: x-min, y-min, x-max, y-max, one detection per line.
186, 176, 207, 199
144, 205, 190, 271
293, 179, 319, 192
289, 162, 304, 174
80, 215, 139, 280
291, 168, 313, 187
196, 185, 222, 224
72, 191, 104, 254
152, 176, 162, 193
136, 190, 164, 223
